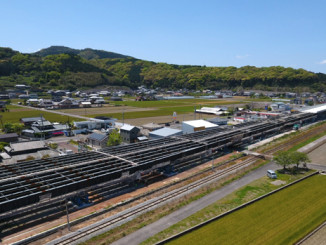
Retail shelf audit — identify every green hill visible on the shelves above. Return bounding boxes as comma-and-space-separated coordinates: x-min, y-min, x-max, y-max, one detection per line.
34, 46, 130, 60
0, 46, 326, 92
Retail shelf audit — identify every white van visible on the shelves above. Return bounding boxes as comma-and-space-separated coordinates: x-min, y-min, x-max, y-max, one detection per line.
267, 170, 277, 179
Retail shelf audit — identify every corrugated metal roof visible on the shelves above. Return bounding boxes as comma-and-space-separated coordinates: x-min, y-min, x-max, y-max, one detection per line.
150, 127, 183, 137
137, 136, 148, 141
0, 133, 18, 139
182, 120, 217, 128
87, 133, 107, 142
302, 104, 326, 114
9, 141, 46, 152
20, 117, 45, 122
121, 124, 137, 131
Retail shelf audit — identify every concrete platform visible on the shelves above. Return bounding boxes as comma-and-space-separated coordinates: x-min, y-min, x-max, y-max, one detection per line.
247, 131, 295, 151
298, 135, 326, 154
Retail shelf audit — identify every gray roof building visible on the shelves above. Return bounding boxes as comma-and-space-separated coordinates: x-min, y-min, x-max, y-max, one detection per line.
86, 132, 108, 148
149, 127, 183, 139
0, 133, 19, 143
4, 141, 47, 156
20, 116, 45, 126
120, 125, 140, 143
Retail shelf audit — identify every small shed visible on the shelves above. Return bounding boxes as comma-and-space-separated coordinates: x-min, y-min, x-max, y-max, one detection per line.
120, 125, 140, 143
149, 127, 183, 139
0, 133, 19, 143
137, 136, 148, 142
206, 117, 228, 125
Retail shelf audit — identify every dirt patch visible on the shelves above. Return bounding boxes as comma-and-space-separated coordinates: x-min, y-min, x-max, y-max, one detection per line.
271, 180, 286, 186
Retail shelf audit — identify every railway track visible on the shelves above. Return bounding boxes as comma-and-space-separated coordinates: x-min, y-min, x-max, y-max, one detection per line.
263, 123, 326, 155
10, 120, 324, 244
51, 156, 260, 245
52, 123, 326, 245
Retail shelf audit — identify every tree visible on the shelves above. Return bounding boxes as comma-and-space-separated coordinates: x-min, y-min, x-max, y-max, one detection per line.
291, 151, 310, 169
12, 123, 24, 135
107, 129, 122, 146
0, 142, 9, 151
3, 122, 13, 133
274, 151, 291, 170
3, 122, 24, 134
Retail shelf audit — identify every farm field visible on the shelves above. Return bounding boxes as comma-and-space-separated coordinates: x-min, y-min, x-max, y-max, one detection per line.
58, 104, 156, 116
0, 105, 81, 123
165, 174, 326, 245
86, 98, 247, 121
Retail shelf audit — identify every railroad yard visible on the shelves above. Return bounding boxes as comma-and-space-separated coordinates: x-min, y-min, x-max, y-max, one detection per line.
1, 99, 326, 245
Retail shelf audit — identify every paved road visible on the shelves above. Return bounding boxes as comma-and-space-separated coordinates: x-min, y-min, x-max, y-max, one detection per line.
111, 162, 279, 245
13, 104, 91, 120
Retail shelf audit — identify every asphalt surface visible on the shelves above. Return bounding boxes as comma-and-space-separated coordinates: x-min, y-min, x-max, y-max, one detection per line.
111, 162, 279, 245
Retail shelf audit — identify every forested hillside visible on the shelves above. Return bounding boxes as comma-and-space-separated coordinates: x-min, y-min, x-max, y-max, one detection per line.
0, 46, 326, 92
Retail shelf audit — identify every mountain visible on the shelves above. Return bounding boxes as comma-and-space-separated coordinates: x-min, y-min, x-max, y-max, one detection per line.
0, 46, 326, 92
34, 46, 131, 60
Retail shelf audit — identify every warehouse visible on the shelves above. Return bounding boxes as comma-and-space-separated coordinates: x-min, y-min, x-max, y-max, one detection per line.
149, 127, 183, 139
182, 119, 218, 134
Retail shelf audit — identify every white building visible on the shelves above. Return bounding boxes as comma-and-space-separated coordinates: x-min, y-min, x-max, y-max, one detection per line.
182, 120, 218, 134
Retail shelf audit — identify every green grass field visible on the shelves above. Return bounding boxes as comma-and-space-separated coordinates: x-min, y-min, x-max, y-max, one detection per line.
90, 99, 242, 119
89, 105, 198, 120
0, 105, 82, 124
110, 99, 240, 108
166, 174, 326, 245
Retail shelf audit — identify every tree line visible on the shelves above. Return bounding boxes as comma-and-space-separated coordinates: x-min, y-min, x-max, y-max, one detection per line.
1, 47, 326, 92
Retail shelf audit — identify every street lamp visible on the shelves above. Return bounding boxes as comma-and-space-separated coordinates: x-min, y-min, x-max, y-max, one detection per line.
65, 198, 72, 231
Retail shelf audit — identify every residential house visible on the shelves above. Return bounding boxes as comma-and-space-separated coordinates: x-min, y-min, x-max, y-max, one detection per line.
27, 99, 39, 106
20, 116, 45, 126
120, 125, 140, 143
86, 132, 108, 148
54, 98, 79, 109
38, 99, 54, 108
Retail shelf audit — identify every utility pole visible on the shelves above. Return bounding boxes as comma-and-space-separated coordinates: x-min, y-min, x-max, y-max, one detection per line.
122, 108, 124, 125
0, 115, 3, 129
41, 114, 44, 140
65, 198, 71, 231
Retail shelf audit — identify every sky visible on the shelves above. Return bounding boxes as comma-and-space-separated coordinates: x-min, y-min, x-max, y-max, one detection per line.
1, 0, 326, 73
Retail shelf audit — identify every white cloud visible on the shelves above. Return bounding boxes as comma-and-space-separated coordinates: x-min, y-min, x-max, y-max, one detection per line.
235, 54, 249, 59
319, 60, 326, 64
